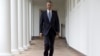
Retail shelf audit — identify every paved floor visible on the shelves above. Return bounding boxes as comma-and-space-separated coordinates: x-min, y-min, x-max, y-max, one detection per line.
15, 38, 85, 56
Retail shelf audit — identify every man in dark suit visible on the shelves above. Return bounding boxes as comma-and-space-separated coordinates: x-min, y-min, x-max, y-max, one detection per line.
40, 1, 60, 56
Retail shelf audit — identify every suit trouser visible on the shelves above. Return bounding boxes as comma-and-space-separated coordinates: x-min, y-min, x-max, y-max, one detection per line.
44, 28, 56, 56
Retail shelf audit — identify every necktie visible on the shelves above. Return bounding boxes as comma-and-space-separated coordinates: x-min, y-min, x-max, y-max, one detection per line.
48, 11, 51, 22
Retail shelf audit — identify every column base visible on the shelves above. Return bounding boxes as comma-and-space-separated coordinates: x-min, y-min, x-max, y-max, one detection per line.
25, 44, 30, 50
0, 53, 13, 56
19, 47, 24, 52
23, 46, 28, 50
11, 49, 20, 54
27, 44, 30, 48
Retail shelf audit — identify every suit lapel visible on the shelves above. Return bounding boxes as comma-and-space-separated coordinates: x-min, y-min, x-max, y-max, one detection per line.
50, 11, 54, 23
45, 10, 54, 23
45, 11, 50, 23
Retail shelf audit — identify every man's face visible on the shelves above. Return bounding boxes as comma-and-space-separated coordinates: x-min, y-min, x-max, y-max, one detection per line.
46, 2, 52, 10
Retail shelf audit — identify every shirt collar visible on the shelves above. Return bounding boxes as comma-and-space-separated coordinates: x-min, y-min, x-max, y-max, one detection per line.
47, 9, 52, 13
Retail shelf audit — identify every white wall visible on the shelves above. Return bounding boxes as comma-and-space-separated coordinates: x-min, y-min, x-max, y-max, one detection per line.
32, 5, 40, 36
65, 0, 100, 56
31, 0, 66, 36
65, 0, 88, 55
88, 0, 100, 56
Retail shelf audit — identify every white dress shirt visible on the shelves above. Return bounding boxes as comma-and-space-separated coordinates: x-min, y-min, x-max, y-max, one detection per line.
47, 9, 52, 22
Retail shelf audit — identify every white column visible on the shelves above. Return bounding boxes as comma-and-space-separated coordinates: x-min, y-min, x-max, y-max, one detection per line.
65, 0, 69, 43
0, 0, 13, 56
23, 0, 28, 50
18, 0, 24, 51
31, 2, 34, 37
71, 0, 73, 9
25, 0, 29, 49
31, 0, 34, 37
11, 0, 19, 54
69, 0, 71, 11
26, 0, 30, 48
29, 0, 32, 41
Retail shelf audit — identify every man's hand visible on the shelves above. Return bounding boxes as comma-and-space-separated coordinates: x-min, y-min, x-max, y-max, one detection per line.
56, 32, 60, 38
40, 33, 43, 37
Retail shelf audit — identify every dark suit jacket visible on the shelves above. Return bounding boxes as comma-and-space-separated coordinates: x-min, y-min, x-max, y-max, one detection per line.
40, 10, 60, 36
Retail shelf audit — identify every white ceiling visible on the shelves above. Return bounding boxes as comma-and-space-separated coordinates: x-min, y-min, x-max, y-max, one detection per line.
32, 0, 65, 4
32, 0, 46, 2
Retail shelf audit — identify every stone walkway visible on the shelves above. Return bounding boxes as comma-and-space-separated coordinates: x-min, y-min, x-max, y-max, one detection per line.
15, 38, 85, 56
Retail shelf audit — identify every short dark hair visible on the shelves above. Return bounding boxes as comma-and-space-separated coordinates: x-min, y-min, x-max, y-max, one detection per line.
47, 0, 52, 4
